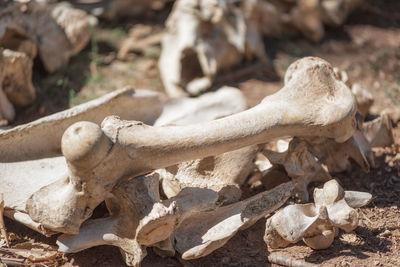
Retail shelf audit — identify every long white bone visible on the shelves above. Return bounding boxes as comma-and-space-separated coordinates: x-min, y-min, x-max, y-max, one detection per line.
23, 57, 357, 234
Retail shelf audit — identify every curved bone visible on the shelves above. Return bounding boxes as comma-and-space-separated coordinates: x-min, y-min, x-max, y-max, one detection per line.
264, 179, 372, 250
0, 87, 164, 162
25, 57, 357, 234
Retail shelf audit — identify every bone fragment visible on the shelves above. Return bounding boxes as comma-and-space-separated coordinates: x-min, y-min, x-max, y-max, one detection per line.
362, 113, 394, 148
268, 253, 317, 267
25, 57, 357, 234
0, 87, 164, 162
264, 180, 372, 250
263, 138, 331, 202
0, 1, 94, 72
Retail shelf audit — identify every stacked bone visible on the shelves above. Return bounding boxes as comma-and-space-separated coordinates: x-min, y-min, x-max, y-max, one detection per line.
0, 57, 391, 266
0, 1, 95, 124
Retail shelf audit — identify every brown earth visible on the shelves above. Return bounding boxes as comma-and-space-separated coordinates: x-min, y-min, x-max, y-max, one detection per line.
2, 0, 400, 266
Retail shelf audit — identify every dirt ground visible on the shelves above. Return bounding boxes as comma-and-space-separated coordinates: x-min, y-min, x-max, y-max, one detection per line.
2, 0, 400, 266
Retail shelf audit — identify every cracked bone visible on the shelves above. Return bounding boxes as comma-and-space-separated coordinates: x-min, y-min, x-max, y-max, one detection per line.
23, 57, 357, 234
159, 0, 268, 97
0, 49, 36, 123
0, 86, 249, 235
264, 179, 372, 250
0, 1, 95, 72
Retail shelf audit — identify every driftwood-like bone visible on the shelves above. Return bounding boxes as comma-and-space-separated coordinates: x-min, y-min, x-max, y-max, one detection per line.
264, 179, 372, 250
24, 57, 357, 234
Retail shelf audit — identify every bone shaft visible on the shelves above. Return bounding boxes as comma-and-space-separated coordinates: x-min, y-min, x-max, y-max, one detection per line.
105, 95, 304, 174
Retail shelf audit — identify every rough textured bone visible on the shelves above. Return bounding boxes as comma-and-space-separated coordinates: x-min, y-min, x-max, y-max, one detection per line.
174, 182, 295, 260
264, 179, 372, 250
0, 87, 164, 162
57, 176, 294, 265
0, 86, 248, 235
362, 113, 394, 148
0, 1, 94, 72
0, 49, 36, 122
25, 57, 357, 234
159, 0, 268, 97
263, 138, 331, 202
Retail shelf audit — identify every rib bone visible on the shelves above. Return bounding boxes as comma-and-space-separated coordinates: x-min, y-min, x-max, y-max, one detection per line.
25, 57, 357, 234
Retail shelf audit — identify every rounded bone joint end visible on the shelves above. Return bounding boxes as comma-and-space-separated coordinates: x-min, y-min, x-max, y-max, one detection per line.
61, 121, 111, 170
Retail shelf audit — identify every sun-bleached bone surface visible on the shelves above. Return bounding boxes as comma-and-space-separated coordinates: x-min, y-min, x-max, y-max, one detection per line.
0, 49, 36, 122
0, 86, 248, 235
159, 0, 268, 97
0, 87, 164, 162
57, 175, 295, 266
264, 179, 372, 250
22, 57, 357, 234
0, 1, 94, 73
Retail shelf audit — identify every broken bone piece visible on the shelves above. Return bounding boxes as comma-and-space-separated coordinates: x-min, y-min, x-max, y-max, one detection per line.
0, 49, 36, 123
174, 182, 295, 260
264, 179, 372, 250
0, 1, 95, 72
159, 0, 268, 97
362, 113, 394, 148
263, 138, 331, 202
24, 57, 357, 234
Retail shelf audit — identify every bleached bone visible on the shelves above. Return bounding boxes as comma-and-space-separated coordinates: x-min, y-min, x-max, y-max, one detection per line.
0, 1, 94, 72
159, 0, 267, 97
57, 176, 295, 265
0, 87, 164, 162
362, 113, 394, 148
0, 86, 248, 235
22, 57, 357, 234
0, 49, 36, 123
264, 179, 372, 250
174, 181, 295, 260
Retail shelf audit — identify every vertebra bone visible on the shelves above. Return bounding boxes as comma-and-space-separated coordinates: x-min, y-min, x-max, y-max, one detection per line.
264, 179, 372, 250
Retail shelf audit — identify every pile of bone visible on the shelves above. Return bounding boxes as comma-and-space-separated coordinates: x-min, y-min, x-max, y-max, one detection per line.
0, 57, 393, 266
158, 0, 363, 97
0, 0, 95, 123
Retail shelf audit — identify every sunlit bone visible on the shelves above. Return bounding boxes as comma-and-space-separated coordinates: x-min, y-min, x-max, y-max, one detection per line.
23, 57, 357, 234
